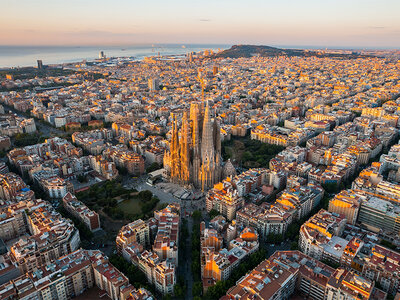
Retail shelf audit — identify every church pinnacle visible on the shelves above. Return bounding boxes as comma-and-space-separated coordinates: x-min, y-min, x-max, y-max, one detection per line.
164, 101, 222, 191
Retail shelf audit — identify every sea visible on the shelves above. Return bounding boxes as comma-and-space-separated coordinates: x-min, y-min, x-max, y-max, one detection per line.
0, 44, 230, 69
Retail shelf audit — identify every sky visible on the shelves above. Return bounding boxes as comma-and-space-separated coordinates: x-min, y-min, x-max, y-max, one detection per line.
1, 0, 400, 48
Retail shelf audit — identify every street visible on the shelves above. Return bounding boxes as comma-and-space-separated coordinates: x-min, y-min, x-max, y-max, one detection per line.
136, 181, 176, 204
265, 240, 292, 256
182, 217, 194, 299
124, 176, 206, 214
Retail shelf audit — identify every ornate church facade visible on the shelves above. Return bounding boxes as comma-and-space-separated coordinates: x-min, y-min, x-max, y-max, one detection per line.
163, 101, 224, 191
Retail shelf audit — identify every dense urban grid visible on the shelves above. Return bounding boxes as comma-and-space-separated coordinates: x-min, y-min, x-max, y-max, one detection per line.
0, 47, 400, 300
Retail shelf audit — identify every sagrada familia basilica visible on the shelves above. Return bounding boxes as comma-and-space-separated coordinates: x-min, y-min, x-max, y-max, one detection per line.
164, 101, 234, 191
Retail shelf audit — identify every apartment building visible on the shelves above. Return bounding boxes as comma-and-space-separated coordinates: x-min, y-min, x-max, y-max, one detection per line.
328, 189, 363, 225
117, 204, 180, 295
229, 168, 269, 196
88, 155, 119, 180
237, 203, 292, 240
299, 209, 347, 263
206, 178, 244, 221
325, 268, 379, 300
103, 147, 145, 175
358, 196, 400, 236
251, 124, 311, 147
10, 200, 80, 273
275, 181, 324, 220
361, 245, 400, 295
116, 219, 150, 254
0, 201, 28, 241
62, 193, 100, 232
200, 221, 259, 292
0, 249, 153, 300
221, 250, 385, 300
37, 175, 74, 199
152, 205, 180, 263
0, 172, 30, 201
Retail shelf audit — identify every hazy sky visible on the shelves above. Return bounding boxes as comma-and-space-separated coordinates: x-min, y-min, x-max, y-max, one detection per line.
1, 0, 400, 48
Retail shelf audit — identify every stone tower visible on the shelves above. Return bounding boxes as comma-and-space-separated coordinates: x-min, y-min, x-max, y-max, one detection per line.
164, 102, 222, 191
170, 115, 181, 183
180, 111, 191, 184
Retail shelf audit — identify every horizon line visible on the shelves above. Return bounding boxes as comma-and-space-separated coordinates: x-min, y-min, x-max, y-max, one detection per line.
0, 43, 398, 51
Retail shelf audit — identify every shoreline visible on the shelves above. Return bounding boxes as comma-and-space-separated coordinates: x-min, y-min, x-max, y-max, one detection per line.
0, 44, 228, 69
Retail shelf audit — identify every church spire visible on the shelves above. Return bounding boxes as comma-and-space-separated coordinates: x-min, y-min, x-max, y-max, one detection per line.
164, 80, 223, 191
170, 114, 181, 182
213, 117, 222, 183
201, 101, 214, 164
191, 103, 200, 152
180, 111, 190, 184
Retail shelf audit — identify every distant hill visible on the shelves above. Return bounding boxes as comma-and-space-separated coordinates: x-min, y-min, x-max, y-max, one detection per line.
213, 45, 374, 59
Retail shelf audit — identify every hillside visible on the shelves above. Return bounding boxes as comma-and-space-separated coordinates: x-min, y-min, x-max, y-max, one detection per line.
213, 45, 373, 59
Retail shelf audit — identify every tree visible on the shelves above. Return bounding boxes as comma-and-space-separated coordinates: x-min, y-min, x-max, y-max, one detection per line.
138, 190, 153, 202
146, 162, 160, 173
141, 196, 159, 214
322, 182, 339, 194
267, 233, 283, 243
380, 240, 397, 250
286, 221, 300, 239
109, 254, 151, 288
77, 174, 87, 183
14, 133, 48, 147
208, 209, 220, 219
192, 210, 202, 221
117, 166, 128, 176
191, 256, 201, 280
202, 248, 268, 299
191, 218, 202, 282
290, 242, 299, 250
204, 280, 227, 299
173, 284, 185, 299
192, 281, 203, 297
112, 208, 125, 220
158, 202, 168, 210
57, 206, 93, 240
242, 151, 253, 162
